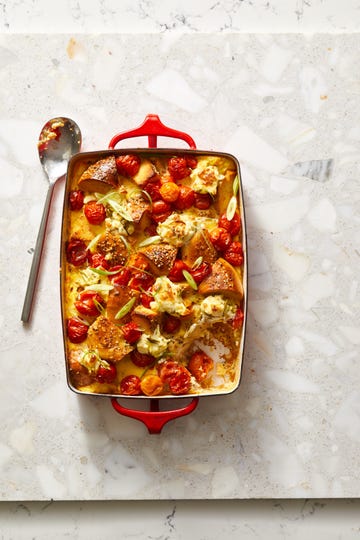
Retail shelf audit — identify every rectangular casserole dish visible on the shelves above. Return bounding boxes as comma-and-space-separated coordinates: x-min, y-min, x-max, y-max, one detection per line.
60, 115, 247, 432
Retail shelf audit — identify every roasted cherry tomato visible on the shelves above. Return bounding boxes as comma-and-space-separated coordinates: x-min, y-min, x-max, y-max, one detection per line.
69, 190, 84, 211
186, 156, 197, 169
151, 199, 172, 223
188, 351, 214, 382
194, 192, 212, 210
111, 266, 131, 286
66, 238, 89, 266
191, 261, 211, 284
96, 363, 117, 384
158, 360, 185, 383
120, 375, 142, 395
232, 307, 244, 329
218, 211, 241, 236
84, 201, 106, 225
115, 154, 141, 177
168, 156, 191, 180
75, 290, 105, 317
121, 322, 142, 344
129, 271, 155, 291
162, 315, 181, 334
169, 370, 191, 395
209, 227, 232, 251
130, 350, 156, 368
140, 374, 163, 396
140, 291, 152, 308
174, 185, 195, 210
168, 259, 190, 282
66, 317, 88, 343
159, 181, 180, 203
143, 179, 162, 202
223, 241, 244, 266
90, 252, 109, 269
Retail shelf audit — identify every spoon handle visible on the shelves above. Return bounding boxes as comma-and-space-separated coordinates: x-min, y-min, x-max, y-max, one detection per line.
21, 182, 56, 323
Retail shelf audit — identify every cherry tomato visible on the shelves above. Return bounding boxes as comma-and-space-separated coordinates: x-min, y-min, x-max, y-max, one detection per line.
232, 307, 244, 329
223, 241, 244, 266
140, 375, 163, 396
66, 238, 89, 266
158, 360, 185, 383
66, 317, 88, 343
96, 363, 117, 383
120, 375, 141, 395
209, 227, 232, 251
69, 190, 84, 210
194, 192, 212, 210
121, 322, 142, 344
129, 271, 155, 291
130, 350, 155, 367
90, 252, 109, 269
169, 370, 191, 395
168, 156, 191, 180
162, 315, 181, 334
111, 266, 131, 286
174, 185, 195, 210
151, 199, 172, 223
75, 290, 105, 317
115, 154, 141, 177
191, 261, 211, 284
188, 351, 214, 382
159, 181, 180, 203
218, 211, 241, 236
168, 259, 190, 282
84, 201, 106, 225
186, 156, 198, 169
140, 291, 152, 308
143, 180, 162, 202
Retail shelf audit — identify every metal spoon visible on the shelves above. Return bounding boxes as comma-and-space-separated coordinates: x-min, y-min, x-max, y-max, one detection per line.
21, 117, 81, 323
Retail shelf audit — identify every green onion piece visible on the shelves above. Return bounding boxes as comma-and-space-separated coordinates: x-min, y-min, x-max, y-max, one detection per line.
141, 190, 153, 206
89, 267, 121, 276
115, 297, 136, 320
226, 195, 237, 221
120, 235, 131, 252
83, 283, 114, 293
86, 233, 102, 253
182, 270, 198, 290
192, 256, 203, 270
80, 349, 101, 372
93, 298, 105, 315
138, 235, 161, 248
232, 175, 240, 196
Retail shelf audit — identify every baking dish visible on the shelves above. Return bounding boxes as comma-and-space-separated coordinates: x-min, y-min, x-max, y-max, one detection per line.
60, 114, 247, 433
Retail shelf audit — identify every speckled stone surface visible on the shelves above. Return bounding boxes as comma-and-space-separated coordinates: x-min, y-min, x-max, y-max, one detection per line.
1, 31, 359, 501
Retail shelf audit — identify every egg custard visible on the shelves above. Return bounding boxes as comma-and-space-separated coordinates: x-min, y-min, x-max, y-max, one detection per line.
61, 150, 246, 398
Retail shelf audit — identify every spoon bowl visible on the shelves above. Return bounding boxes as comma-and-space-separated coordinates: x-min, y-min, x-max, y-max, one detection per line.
21, 117, 81, 323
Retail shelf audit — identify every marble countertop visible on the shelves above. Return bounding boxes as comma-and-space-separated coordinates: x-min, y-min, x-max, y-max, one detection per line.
1, 0, 360, 537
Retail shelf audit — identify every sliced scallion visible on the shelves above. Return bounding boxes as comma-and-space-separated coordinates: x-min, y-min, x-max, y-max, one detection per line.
232, 175, 240, 196
192, 256, 203, 270
89, 267, 121, 276
83, 283, 114, 293
226, 195, 237, 221
120, 234, 131, 252
93, 298, 105, 315
182, 270, 198, 290
138, 235, 161, 248
86, 233, 102, 253
141, 189, 153, 206
115, 297, 136, 320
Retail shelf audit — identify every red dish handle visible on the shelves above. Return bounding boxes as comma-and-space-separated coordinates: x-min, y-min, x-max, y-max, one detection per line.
111, 397, 199, 434
108, 114, 197, 149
